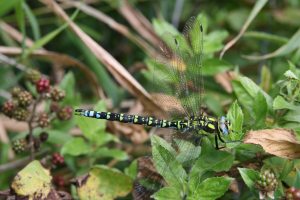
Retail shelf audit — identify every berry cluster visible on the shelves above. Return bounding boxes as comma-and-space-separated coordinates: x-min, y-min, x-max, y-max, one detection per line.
1, 69, 73, 154
256, 169, 278, 199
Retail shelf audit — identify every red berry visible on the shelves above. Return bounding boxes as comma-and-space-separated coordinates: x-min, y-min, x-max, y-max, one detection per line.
2, 100, 16, 117
57, 106, 72, 121
36, 78, 50, 93
53, 176, 65, 187
52, 153, 64, 166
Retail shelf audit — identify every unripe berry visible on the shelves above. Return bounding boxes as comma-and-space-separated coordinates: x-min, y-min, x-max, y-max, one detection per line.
57, 106, 72, 121
13, 107, 29, 121
12, 139, 28, 153
37, 113, 50, 128
25, 69, 41, 84
50, 87, 65, 102
17, 91, 33, 107
11, 87, 22, 98
36, 78, 50, 93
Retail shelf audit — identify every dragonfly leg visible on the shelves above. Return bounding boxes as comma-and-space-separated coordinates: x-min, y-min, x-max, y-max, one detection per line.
215, 133, 226, 150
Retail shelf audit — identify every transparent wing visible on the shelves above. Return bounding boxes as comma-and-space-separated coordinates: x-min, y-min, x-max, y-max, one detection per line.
149, 16, 204, 118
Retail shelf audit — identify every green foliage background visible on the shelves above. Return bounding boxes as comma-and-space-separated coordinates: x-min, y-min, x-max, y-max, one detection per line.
1, 0, 300, 199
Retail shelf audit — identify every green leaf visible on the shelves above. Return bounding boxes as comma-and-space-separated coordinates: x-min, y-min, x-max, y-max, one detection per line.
152, 187, 182, 200
202, 58, 233, 76
189, 139, 234, 192
124, 160, 137, 179
294, 171, 300, 188
151, 135, 176, 156
153, 18, 180, 37
94, 147, 128, 161
273, 96, 298, 110
191, 177, 232, 200
0, 0, 21, 17
61, 137, 92, 156
46, 130, 73, 145
244, 31, 288, 45
253, 91, 267, 126
76, 101, 118, 145
244, 27, 300, 60
77, 165, 132, 200
151, 136, 187, 189
239, 76, 272, 108
227, 100, 244, 141
238, 168, 259, 191
21, 9, 79, 59
204, 30, 229, 54
11, 160, 52, 199
59, 72, 76, 106
175, 139, 201, 164
23, 2, 40, 40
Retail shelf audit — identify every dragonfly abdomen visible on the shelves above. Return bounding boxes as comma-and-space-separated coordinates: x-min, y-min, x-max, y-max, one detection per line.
75, 109, 178, 129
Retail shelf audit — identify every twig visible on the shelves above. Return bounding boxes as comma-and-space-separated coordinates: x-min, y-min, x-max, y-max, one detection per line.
28, 95, 42, 160
0, 149, 48, 173
0, 53, 25, 71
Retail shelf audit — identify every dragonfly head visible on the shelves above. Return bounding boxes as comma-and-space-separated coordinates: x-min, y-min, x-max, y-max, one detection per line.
218, 116, 231, 137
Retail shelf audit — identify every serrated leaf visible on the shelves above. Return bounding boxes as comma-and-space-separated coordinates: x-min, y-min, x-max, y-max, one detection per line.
191, 177, 232, 200
77, 165, 132, 200
11, 160, 52, 199
227, 100, 244, 141
273, 96, 298, 110
152, 187, 182, 200
61, 137, 92, 156
189, 139, 234, 192
151, 136, 187, 189
238, 168, 260, 191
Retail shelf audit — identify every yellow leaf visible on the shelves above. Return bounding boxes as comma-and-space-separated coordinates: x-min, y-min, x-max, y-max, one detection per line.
11, 160, 52, 200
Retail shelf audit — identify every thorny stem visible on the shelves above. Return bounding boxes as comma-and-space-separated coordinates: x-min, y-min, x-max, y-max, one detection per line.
28, 95, 42, 160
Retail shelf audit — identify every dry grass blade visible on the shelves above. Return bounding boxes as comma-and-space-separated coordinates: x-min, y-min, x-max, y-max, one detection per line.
219, 0, 268, 58
244, 129, 300, 159
62, 0, 158, 58
118, 0, 161, 47
0, 46, 101, 98
40, 0, 161, 113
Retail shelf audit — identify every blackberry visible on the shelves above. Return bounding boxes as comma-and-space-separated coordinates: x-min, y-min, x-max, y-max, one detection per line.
25, 69, 41, 84
17, 91, 33, 107
50, 87, 65, 102
12, 139, 28, 153
37, 113, 50, 128
50, 102, 60, 113
39, 132, 49, 142
2, 100, 16, 117
36, 78, 50, 93
57, 106, 72, 121
53, 176, 65, 187
52, 152, 64, 166
12, 107, 29, 121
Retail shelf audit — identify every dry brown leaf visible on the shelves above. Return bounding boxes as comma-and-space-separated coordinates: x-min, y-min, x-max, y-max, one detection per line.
244, 129, 300, 159
40, 0, 161, 114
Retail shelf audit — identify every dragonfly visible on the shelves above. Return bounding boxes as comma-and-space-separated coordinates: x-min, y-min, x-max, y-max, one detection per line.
75, 17, 231, 149
75, 16, 233, 199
